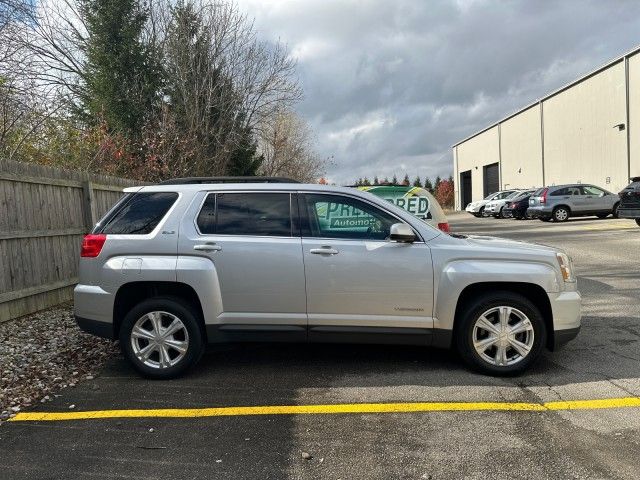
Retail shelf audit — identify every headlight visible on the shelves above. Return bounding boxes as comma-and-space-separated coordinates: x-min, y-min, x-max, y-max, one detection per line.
556, 252, 575, 282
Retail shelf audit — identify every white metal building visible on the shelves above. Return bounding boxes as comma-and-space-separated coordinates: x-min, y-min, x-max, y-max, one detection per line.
452, 45, 640, 210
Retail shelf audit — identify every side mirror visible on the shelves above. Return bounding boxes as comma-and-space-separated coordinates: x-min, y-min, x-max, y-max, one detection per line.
389, 223, 415, 243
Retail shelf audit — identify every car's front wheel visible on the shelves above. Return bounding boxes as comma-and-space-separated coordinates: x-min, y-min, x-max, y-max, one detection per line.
455, 292, 547, 376
119, 297, 204, 379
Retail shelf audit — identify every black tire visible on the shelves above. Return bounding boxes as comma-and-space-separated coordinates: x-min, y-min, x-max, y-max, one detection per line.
552, 206, 570, 222
472, 213, 481, 218
478, 206, 485, 217
636, 218, 640, 227
596, 213, 609, 219
455, 291, 547, 376
612, 203, 619, 219
119, 296, 205, 379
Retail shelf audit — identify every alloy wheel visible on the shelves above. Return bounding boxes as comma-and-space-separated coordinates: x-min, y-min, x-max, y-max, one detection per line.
130, 311, 190, 369
472, 306, 535, 367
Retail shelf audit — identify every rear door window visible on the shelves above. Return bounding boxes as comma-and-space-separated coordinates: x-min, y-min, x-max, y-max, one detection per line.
97, 192, 178, 234
197, 193, 292, 237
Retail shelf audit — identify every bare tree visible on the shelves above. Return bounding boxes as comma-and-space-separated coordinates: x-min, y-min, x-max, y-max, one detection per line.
148, 0, 302, 176
259, 109, 327, 183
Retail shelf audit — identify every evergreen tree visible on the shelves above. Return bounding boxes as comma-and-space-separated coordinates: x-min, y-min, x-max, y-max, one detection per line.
226, 123, 263, 175
373, 176, 379, 185
79, 0, 161, 137
434, 175, 442, 192
402, 173, 410, 185
391, 174, 398, 185
362, 177, 371, 186
382, 177, 390, 184
424, 177, 433, 193
413, 175, 422, 187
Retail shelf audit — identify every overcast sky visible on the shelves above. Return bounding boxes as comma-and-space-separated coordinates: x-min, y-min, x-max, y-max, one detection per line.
236, 0, 640, 184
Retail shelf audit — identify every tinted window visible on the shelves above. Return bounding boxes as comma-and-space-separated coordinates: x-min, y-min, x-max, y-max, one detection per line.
98, 192, 178, 234
301, 194, 400, 240
551, 186, 581, 196
196, 194, 216, 234
199, 193, 291, 236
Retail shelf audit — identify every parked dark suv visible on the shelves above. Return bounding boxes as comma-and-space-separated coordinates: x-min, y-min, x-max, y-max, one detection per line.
618, 177, 640, 226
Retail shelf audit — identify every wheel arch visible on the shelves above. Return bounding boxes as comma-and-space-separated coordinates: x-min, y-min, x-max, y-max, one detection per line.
113, 281, 206, 341
552, 204, 571, 213
450, 282, 554, 350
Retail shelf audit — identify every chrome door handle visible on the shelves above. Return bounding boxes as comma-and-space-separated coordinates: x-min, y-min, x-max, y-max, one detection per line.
194, 243, 222, 252
310, 247, 339, 255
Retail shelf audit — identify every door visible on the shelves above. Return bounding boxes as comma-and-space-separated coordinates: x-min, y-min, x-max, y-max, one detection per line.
483, 163, 499, 198
299, 193, 434, 345
581, 185, 612, 212
179, 191, 307, 341
460, 170, 472, 208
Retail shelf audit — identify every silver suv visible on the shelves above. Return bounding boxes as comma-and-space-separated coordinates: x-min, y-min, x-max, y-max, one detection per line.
527, 184, 619, 222
75, 179, 581, 378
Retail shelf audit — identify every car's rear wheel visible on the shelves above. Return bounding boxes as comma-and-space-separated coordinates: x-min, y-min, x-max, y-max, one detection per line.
552, 206, 570, 222
119, 297, 204, 379
455, 292, 546, 376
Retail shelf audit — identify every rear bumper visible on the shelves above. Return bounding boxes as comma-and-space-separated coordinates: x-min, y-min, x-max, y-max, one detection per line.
527, 206, 552, 218
75, 315, 115, 340
618, 208, 640, 218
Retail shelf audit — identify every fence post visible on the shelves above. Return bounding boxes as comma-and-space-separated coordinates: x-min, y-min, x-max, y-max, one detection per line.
82, 180, 97, 231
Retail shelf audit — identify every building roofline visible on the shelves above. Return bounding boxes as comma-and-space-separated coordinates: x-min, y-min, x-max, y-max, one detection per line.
452, 43, 640, 148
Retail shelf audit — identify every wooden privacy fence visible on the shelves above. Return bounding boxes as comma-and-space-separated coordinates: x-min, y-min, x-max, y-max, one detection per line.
0, 159, 140, 322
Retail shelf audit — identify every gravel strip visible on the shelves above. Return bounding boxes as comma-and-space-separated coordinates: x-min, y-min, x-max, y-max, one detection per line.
0, 304, 117, 423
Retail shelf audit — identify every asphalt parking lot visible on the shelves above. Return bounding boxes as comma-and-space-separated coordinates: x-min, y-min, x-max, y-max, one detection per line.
2, 213, 640, 480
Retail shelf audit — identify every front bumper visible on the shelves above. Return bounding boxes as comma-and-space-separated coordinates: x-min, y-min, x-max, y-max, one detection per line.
547, 290, 581, 350
465, 205, 482, 214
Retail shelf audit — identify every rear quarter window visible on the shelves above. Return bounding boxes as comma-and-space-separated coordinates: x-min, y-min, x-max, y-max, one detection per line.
96, 192, 178, 234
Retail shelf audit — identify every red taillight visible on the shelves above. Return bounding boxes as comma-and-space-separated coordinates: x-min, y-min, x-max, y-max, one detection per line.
438, 222, 450, 233
81, 234, 106, 258
540, 188, 549, 204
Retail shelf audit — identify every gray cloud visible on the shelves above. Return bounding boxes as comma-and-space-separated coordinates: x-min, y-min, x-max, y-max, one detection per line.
237, 0, 640, 184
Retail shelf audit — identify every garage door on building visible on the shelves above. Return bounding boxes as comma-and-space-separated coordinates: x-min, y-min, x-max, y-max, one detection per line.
483, 163, 499, 197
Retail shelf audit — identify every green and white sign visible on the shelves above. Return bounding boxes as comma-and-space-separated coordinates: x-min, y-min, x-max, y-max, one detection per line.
358, 186, 432, 220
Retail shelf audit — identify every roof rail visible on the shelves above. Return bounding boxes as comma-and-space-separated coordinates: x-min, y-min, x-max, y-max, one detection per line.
158, 176, 300, 185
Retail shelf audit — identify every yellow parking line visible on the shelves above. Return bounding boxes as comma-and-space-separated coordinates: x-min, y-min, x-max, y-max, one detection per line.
9, 397, 640, 422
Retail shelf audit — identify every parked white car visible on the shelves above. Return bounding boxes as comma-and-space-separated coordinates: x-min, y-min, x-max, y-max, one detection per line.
485, 190, 536, 218
465, 190, 517, 217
